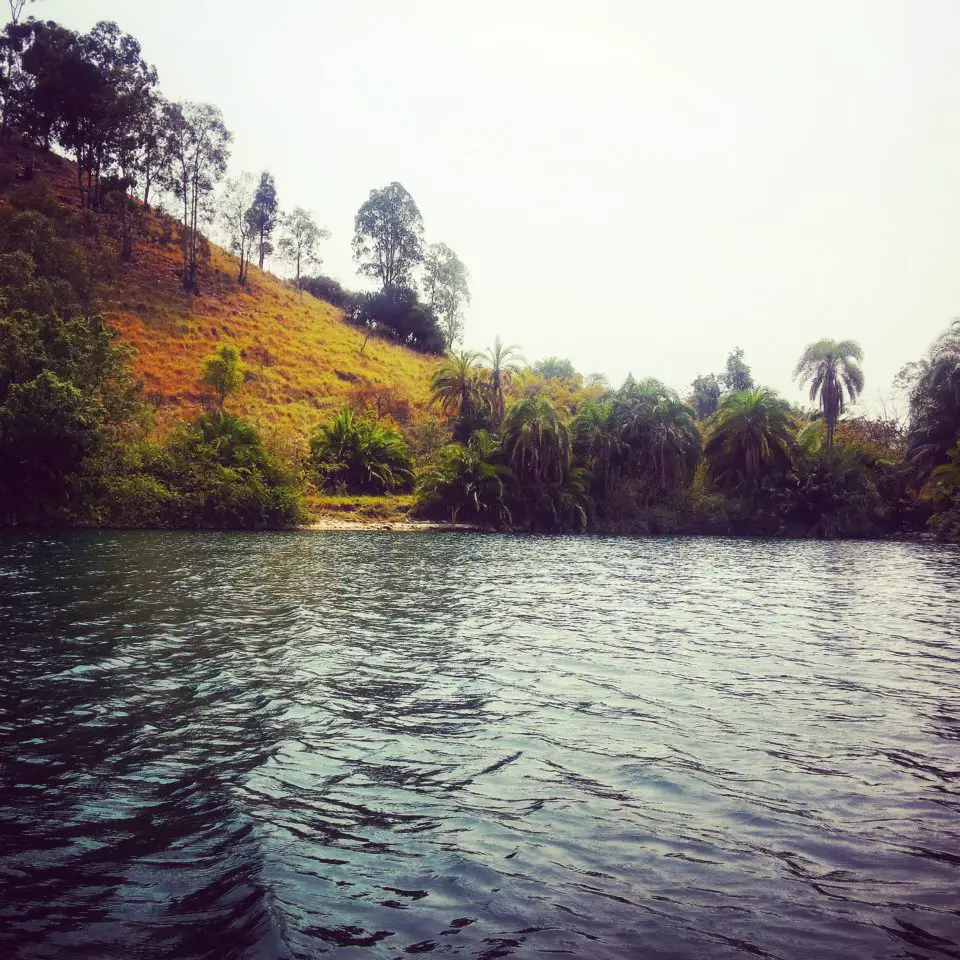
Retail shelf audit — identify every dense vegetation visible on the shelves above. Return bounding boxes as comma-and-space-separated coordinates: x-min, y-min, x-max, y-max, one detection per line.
0, 6, 957, 537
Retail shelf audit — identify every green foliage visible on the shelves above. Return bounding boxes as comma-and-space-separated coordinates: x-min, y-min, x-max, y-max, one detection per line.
705, 388, 796, 495
906, 319, 960, 483
928, 441, 960, 540
484, 336, 523, 427
690, 372, 721, 419
0, 303, 144, 525
502, 395, 571, 486
430, 349, 491, 441
790, 444, 893, 538
247, 170, 278, 270
153, 412, 304, 528
533, 357, 579, 382
352, 182, 424, 291
610, 377, 701, 500
201, 344, 244, 410
352, 285, 444, 354
417, 430, 511, 527
310, 406, 414, 494
422, 242, 470, 350
278, 206, 328, 289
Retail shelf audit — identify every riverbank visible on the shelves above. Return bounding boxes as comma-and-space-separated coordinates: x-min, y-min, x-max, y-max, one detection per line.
301, 517, 479, 532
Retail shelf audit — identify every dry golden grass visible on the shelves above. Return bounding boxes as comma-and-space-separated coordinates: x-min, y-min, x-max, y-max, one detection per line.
2, 143, 436, 440
108, 234, 435, 438
306, 493, 416, 522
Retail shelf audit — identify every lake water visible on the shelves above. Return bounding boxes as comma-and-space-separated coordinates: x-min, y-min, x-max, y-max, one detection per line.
1, 532, 959, 959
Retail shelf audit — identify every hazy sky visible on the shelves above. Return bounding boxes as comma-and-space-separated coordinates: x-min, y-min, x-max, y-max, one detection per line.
39, 0, 960, 408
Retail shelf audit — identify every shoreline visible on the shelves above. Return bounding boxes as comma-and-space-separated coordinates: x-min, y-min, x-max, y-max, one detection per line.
301, 517, 481, 532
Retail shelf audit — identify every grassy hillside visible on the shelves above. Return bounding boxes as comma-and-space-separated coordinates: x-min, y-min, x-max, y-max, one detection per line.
1, 143, 436, 439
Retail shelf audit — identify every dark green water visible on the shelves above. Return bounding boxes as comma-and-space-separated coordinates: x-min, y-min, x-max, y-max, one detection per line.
1, 532, 958, 959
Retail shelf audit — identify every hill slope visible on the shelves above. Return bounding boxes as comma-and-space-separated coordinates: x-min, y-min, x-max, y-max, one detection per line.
1, 144, 436, 439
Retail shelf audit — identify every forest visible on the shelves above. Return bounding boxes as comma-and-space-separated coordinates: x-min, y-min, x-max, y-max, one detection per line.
0, 7, 958, 539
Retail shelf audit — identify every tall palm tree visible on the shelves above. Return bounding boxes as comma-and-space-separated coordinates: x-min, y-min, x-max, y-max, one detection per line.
502, 395, 571, 486
484, 336, 523, 427
704, 388, 796, 492
430, 350, 485, 418
793, 339, 865, 450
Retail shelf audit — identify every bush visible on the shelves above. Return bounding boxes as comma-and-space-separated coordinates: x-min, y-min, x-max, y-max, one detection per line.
416, 431, 511, 528
350, 286, 444, 354
310, 407, 414, 494
299, 274, 359, 311
155, 412, 306, 529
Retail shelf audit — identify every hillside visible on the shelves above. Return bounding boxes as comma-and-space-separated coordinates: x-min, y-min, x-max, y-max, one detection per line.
0, 143, 436, 439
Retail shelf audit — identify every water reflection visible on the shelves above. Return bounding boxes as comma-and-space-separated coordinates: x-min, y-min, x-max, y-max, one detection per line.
1, 532, 959, 959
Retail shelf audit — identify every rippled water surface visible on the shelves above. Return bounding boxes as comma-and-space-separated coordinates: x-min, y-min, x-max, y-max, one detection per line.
1, 532, 959, 959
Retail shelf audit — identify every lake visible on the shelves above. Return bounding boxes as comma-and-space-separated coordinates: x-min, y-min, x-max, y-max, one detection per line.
1, 532, 958, 959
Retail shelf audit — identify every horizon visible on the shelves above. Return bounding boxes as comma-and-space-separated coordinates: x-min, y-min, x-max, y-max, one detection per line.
35, 0, 960, 413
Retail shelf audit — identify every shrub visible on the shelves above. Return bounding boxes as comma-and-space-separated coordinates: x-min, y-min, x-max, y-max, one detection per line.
310, 407, 414, 494
299, 274, 359, 311
350, 286, 444, 354
416, 431, 511, 528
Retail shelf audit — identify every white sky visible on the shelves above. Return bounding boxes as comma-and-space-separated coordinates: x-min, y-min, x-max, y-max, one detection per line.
39, 0, 960, 409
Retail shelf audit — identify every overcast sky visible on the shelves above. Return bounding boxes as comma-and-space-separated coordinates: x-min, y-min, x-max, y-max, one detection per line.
39, 0, 960, 408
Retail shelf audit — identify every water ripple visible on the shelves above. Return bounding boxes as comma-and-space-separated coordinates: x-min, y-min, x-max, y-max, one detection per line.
1, 531, 959, 959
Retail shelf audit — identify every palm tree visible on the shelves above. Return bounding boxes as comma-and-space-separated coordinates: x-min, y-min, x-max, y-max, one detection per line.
430, 349, 487, 422
417, 430, 512, 528
612, 378, 701, 496
906, 319, 960, 480
483, 336, 523, 427
704, 388, 796, 492
793, 339, 865, 450
502, 395, 571, 486
310, 407, 414, 494
572, 399, 622, 496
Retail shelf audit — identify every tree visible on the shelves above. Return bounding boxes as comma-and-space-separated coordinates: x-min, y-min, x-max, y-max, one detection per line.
218, 172, 257, 284
484, 336, 523, 428
0, 305, 144, 526
201, 344, 244, 411
247, 171, 278, 271
723, 347, 754, 392
704, 388, 796, 492
502, 395, 571, 486
533, 357, 578, 381
351, 286, 443, 354
905, 319, 960, 481
793, 339, 865, 450
309, 406, 414, 494
164, 101, 232, 292
430, 350, 485, 418
352, 182, 424, 291
1, 0, 41, 138
278, 207, 328, 291
611, 377, 701, 498
417, 430, 511, 527
422, 242, 470, 349
133, 91, 173, 209
572, 398, 622, 496
690, 373, 721, 419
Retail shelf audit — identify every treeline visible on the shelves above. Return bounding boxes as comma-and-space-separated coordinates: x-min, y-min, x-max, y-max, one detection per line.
1, 161, 958, 536
307, 337, 960, 540
0, 8, 470, 352
1, 8, 958, 537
